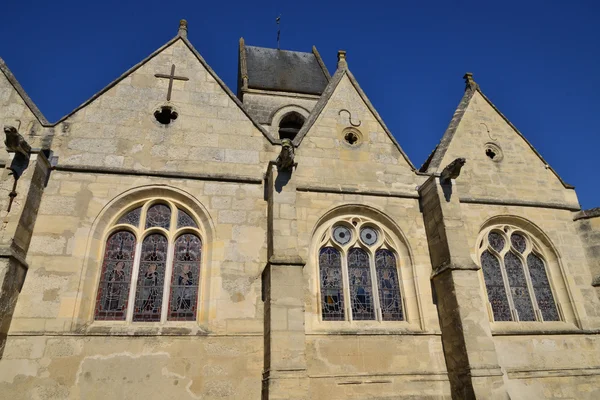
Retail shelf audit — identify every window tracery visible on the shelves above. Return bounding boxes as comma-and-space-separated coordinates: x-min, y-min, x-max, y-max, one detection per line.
317, 217, 404, 322
478, 226, 560, 322
94, 200, 202, 322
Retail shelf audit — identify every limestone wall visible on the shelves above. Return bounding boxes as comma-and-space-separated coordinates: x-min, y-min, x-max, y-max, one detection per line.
0, 335, 262, 399
576, 212, 600, 298
0, 61, 49, 162
460, 202, 600, 398
437, 91, 578, 208
294, 74, 418, 192
10, 171, 267, 335
49, 39, 276, 177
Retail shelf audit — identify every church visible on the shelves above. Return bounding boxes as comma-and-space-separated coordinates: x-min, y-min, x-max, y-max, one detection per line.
0, 20, 599, 399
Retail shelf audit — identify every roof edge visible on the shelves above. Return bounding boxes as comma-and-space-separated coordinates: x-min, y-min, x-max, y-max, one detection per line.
292, 67, 345, 147
51, 35, 181, 125
312, 46, 331, 82
0, 57, 49, 125
181, 37, 277, 144
421, 88, 475, 173
293, 63, 416, 171
475, 88, 574, 189
45, 32, 277, 144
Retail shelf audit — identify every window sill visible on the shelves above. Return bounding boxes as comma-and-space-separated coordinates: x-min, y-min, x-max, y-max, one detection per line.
84, 321, 209, 336
307, 320, 430, 335
490, 321, 584, 336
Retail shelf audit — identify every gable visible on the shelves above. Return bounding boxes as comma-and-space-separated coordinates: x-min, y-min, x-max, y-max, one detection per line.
436, 90, 577, 206
294, 72, 417, 191
0, 58, 50, 156
50, 38, 275, 178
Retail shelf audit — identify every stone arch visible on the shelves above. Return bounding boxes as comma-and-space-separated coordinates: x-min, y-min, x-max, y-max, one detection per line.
475, 214, 580, 327
268, 105, 309, 141
306, 204, 424, 332
74, 185, 216, 331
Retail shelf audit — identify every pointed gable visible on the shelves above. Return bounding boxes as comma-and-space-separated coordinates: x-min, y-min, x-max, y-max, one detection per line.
292, 55, 417, 192
424, 74, 577, 207
51, 30, 275, 178
0, 58, 50, 153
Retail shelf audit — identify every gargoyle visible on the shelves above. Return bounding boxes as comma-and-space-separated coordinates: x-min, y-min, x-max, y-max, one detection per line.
4, 125, 31, 158
275, 138, 295, 171
440, 157, 466, 184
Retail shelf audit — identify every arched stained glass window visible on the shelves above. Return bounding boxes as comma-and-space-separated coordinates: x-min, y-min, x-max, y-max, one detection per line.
145, 204, 171, 229
177, 208, 198, 229
168, 234, 202, 320
319, 247, 345, 321
479, 227, 560, 322
317, 217, 405, 323
480, 250, 511, 321
348, 248, 374, 320
527, 253, 560, 321
95, 231, 136, 320
94, 200, 204, 323
133, 234, 168, 321
117, 207, 141, 227
375, 249, 403, 321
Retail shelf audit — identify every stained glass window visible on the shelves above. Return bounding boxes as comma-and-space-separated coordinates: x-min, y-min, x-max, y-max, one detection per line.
527, 253, 559, 321
481, 250, 511, 321
375, 249, 403, 321
511, 233, 526, 253
348, 248, 375, 320
95, 231, 136, 320
133, 234, 168, 321
488, 232, 505, 252
319, 247, 345, 321
96, 200, 204, 323
177, 208, 198, 229
145, 204, 171, 230
504, 252, 535, 321
168, 234, 202, 320
480, 226, 560, 323
117, 207, 141, 227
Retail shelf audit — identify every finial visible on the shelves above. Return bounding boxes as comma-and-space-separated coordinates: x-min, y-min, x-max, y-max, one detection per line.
178, 19, 188, 38
337, 50, 347, 69
463, 72, 478, 91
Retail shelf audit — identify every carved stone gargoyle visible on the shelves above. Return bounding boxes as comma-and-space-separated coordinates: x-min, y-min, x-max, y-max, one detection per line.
275, 138, 296, 172
440, 157, 466, 184
4, 125, 31, 158
4, 125, 32, 181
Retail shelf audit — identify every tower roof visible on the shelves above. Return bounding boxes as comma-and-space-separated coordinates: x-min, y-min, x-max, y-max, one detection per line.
240, 43, 330, 95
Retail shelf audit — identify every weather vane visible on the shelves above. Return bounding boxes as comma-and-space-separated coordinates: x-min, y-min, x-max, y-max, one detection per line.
276, 15, 281, 49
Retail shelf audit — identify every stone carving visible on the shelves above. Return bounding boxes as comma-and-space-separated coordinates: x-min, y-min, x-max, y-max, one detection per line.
4, 125, 31, 157
440, 157, 466, 184
275, 138, 295, 171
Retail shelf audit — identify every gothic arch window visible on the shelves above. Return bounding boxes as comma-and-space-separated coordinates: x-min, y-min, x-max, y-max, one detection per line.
478, 225, 561, 323
317, 217, 404, 322
94, 200, 202, 322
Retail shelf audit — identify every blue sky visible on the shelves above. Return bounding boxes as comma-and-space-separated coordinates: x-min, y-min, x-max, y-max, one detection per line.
1, 0, 598, 208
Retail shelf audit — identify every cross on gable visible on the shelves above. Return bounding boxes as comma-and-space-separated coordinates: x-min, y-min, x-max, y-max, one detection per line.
154, 64, 189, 101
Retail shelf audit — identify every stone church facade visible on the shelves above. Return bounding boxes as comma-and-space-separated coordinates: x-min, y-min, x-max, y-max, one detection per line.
0, 20, 599, 399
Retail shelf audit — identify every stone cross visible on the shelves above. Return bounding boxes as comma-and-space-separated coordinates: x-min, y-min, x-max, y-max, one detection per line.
154, 64, 189, 101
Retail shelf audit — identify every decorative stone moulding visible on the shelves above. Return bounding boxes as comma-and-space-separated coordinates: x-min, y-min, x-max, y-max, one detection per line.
153, 104, 179, 125
342, 127, 363, 147
484, 142, 503, 162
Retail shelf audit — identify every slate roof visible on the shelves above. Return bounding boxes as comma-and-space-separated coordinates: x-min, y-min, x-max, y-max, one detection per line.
244, 46, 329, 95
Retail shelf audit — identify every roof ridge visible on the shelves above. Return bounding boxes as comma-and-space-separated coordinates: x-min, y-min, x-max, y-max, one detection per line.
0, 57, 49, 125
